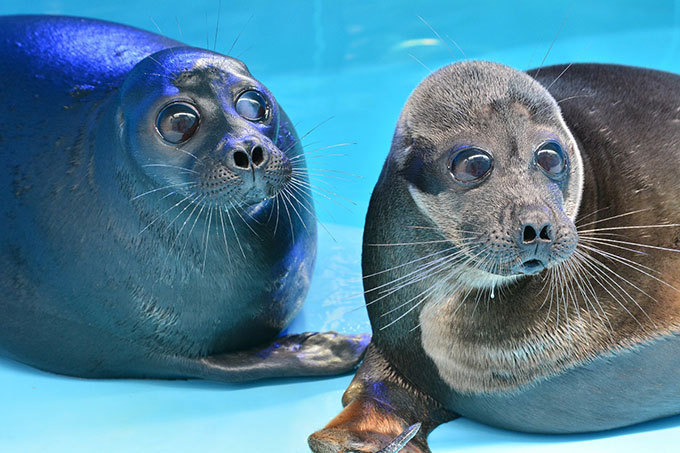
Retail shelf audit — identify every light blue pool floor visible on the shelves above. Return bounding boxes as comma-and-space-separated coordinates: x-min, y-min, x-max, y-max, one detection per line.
2, 6, 680, 452
1, 223, 679, 452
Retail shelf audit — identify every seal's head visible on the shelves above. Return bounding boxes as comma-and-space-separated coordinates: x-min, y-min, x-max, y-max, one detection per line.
118, 47, 293, 208
392, 61, 583, 286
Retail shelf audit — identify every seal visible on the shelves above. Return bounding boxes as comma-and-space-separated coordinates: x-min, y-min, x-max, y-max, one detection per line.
309, 61, 680, 452
0, 15, 369, 382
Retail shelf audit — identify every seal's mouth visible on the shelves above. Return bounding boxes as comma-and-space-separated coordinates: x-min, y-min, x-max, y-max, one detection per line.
519, 259, 546, 275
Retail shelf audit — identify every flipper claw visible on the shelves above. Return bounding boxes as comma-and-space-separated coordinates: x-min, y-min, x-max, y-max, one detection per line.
376, 423, 422, 453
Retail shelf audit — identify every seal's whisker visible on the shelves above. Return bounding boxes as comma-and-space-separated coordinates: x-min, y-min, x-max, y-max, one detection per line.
272, 195, 281, 237
290, 177, 356, 210
408, 53, 434, 74
362, 245, 459, 279
279, 187, 310, 235
575, 249, 653, 329
301, 153, 349, 161
556, 266, 571, 328
579, 235, 680, 254
293, 167, 363, 179
576, 207, 652, 227
380, 276, 452, 331
282, 117, 334, 156
575, 251, 647, 331
579, 223, 680, 233
417, 15, 458, 62
201, 206, 213, 274
561, 259, 592, 330
366, 239, 456, 247
290, 174, 351, 204
575, 206, 611, 225
290, 142, 357, 160
239, 203, 263, 226
568, 254, 615, 339
533, 3, 573, 79
162, 194, 204, 268
138, 193, 193, 235
544, 42, 593, 92
534, 94, 594, 117
405, 225, 440, 230
175, 16, 183, 42
162, 193, 202, 233
578, 237, 649, 257
278, 192, 296, 243
224, 203, 246, 259
212, 0, 221, 52
292, 169, 357, 183
445, 34, 467, 60
217, 206, 232, 266
380, 254, 481, 332
130, 182, 196, 201
178, 198, 206, 262
230, 201, 261, 239
142, 164, 199, 174
375, 252, 469, 298
146, 54, 173, 74
363, 249, 470, 304
176, 148, 203, 164
373, 246, 484, 300
226, 12, 253, 56
286, 182, 336, 241
579, 243, 679, 293
380, 279, 442, 318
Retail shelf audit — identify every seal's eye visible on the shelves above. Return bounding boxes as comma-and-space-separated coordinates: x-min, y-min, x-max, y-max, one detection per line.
535, 141, 568, 179
449, 147, 493, 185
156, 102, 200, 144
235, 90, 268, 121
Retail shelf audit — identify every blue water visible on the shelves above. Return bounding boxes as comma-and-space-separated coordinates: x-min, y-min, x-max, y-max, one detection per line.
1, 0, 680, 451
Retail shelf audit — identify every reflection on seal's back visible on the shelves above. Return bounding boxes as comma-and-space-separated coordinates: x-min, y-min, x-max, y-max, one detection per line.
309, 61, 680, 452
0, 15, 368, 382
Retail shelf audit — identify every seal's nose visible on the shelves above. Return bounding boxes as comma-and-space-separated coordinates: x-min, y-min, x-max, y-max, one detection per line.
226, 141, 269, 172
513, 206, 554, 274
521, 222, 553, 244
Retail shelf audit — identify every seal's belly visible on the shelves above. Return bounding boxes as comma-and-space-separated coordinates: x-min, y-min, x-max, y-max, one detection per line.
445, 332, 680, 433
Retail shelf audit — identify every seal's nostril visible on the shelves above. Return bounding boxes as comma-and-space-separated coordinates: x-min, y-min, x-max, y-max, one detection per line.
523, 225, 537, 243
233, 150, 250, 169
539, 224, 552, 241
252, 145, 265, 166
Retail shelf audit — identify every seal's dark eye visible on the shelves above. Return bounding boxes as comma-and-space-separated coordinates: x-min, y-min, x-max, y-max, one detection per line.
156, 102, 200, 144
449, 147, 493, 184
535, 141, 568, 179
236, 90, 268, 121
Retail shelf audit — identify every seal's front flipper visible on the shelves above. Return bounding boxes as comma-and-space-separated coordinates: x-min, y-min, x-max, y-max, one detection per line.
308, 345, 457, 453
182, 331, 370, 382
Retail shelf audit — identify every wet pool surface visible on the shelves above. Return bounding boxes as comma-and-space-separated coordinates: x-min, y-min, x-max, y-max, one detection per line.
1, 1, 680, 451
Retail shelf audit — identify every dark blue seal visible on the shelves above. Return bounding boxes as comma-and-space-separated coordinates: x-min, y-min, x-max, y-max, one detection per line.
0, 15, 368, 381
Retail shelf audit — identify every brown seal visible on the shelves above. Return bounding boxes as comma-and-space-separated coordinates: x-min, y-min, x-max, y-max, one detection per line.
309, 61, 680, 452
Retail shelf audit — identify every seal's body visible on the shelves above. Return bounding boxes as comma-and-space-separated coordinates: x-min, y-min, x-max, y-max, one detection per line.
0, 15, 367, 382
310, 62, 680, 452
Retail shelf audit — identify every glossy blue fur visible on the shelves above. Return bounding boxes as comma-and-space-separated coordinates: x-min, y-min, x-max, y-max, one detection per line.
0, 15, 369, 382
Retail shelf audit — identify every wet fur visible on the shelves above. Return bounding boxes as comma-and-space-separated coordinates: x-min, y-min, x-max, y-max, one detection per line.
0, 15, 367, 382
310, 62, 680, 451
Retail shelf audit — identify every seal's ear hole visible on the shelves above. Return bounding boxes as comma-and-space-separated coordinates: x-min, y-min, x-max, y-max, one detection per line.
156, 102, 200, 144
